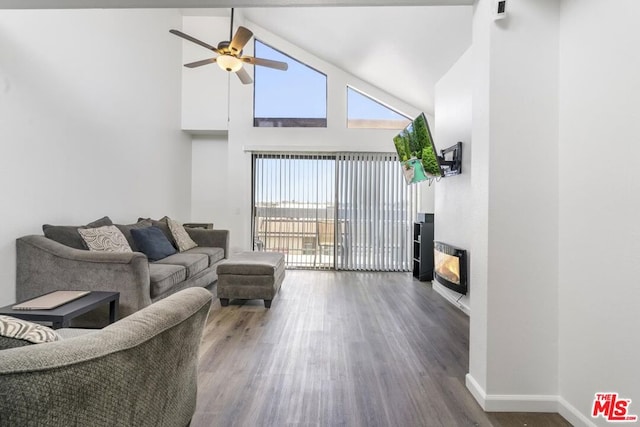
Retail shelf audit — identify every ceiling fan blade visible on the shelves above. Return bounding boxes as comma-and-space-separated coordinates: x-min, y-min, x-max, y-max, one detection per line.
241, 56, 288, 71
229, 26, 253, 55
184, 58, 217, 68
169, 29, 220, 53
235, 67, 253, 85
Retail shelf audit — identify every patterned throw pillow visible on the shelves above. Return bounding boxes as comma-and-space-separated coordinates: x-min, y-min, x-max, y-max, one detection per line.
78, 225, 133, 253
0, 315, 61, 347
167, 217, 198, 252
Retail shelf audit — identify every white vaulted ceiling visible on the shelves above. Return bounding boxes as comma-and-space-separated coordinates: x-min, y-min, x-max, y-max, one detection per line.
0, 0, 472, 115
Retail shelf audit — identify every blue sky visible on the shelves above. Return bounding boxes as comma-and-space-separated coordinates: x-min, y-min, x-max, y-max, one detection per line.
254, 41, 326, 118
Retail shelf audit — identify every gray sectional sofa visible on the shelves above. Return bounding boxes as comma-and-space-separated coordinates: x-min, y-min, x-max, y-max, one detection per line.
15, 217, 228, 325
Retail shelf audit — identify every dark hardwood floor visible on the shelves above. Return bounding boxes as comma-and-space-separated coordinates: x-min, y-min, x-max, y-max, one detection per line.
192, 271, 570, 427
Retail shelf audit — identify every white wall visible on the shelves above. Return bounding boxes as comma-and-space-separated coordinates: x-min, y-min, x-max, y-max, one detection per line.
180, 15, 230, 131
467, 0, 492, 393
191, 134, 231, 227
558, 1, 640, 425
485, 0, 559, 399
434, 47, 472, 314
186, 14, 427, 253
0, 9, 191, 305
466, 0, 560, 410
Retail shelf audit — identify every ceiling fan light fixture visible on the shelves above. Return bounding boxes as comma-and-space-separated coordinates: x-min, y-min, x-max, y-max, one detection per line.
169, 8, 287, 85
217, 54, 242, 72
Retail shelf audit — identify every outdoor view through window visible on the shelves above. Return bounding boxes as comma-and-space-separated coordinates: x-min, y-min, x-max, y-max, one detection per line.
253, 40, 327, 127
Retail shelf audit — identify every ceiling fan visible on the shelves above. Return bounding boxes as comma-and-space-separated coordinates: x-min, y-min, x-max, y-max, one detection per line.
169, 9, 288, 85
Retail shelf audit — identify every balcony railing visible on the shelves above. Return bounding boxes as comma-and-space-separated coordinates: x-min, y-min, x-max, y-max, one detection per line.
254, 217, 338, 269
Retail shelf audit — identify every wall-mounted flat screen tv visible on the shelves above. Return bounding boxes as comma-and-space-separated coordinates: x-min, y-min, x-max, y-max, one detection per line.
392, 113, 442, 184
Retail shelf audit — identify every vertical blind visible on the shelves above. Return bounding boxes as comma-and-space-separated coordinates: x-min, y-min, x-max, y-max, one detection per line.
336, 153, 418, 271
252, 152, 417, 271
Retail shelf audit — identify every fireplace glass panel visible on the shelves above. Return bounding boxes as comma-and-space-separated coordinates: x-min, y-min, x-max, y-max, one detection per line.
433, 241, 468, 295
434, 251, 460, 285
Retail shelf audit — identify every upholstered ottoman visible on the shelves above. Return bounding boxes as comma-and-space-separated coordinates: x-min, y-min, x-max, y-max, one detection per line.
216, 251, 285, 308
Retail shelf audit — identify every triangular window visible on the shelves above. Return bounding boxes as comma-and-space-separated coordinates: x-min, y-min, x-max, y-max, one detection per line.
347, 87, 410, 129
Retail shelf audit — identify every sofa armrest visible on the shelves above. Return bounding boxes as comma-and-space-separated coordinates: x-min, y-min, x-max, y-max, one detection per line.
185, 228, 229, 259
0, 288, 212, 427
16, 235, 152, 319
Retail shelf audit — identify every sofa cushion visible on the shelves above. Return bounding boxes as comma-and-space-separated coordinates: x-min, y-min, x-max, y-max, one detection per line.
167, 217, 198, 252
154, 253, 208, 278
217, 251, 285, 275
131, 226, 177, 261
148, 264, 187, 298
42, 216, 113, 250
184, 247, 225, 267
0, 335, 33, 350
115, 219, 153, 252
78, 225, 132, 253
0, 315, 61, 349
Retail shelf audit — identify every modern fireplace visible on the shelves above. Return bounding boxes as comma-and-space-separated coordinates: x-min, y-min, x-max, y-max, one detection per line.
433, 241, 468, 295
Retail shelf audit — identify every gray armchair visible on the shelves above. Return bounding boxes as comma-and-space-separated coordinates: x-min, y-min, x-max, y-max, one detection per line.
0, 287, 212, 427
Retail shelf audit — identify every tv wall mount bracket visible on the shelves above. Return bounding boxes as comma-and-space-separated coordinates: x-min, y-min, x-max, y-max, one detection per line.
437, 141, 462, 177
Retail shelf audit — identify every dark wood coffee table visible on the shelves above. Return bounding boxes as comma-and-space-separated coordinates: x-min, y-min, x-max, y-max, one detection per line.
0, 291, 119, 329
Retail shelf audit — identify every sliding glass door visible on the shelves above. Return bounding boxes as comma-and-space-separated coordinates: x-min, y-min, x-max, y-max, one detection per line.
252, 154, 335, 268
252, 152, 417, 271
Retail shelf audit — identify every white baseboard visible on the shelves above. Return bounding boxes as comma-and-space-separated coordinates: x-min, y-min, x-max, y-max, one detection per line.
432, 281, 470, 316
465, 373, 557, 411
465, 373, 595, 426
465, 373, 487, 408
557, 397, 597, 427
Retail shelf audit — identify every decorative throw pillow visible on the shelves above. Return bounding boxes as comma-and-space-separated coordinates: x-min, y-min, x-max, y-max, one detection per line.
130, 226, 177, 261
115, 219, 153, 252
78, 225, 132, 253
167, 217, 198, 252
43, 216, 113, 250
0, 315, 61, 349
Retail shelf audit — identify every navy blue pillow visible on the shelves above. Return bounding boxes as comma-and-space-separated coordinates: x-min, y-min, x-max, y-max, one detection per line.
130, 226, 176, 261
